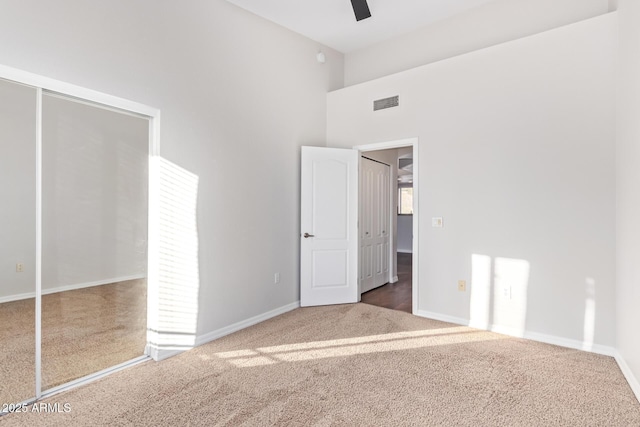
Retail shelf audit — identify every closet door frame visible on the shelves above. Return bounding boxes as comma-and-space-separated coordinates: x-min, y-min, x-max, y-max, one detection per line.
0, 63, 160, 401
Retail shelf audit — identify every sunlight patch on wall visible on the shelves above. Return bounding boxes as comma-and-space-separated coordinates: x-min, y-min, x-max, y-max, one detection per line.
583, 277, 596, 351
493, 257, 530, 337
469, 254, 530, 337
148, 157, 200, 352
470, 254, 492, 329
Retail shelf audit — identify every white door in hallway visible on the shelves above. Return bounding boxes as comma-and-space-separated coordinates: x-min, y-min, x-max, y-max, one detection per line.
300, 146, 359, 307
360, 157, 390, 294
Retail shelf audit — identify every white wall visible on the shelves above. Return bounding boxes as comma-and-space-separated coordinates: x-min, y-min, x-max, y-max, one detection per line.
41, 95, 148, 292
0, 79, 36, 300
615, 0, 640, 393
345, 0, 610, 86
328, 14, 617, 347
0, 1, 343, 336
397, 214, 412, 253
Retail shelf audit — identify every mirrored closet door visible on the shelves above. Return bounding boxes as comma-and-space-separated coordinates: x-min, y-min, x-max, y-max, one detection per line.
0, 76, 151, 405
0, 78, 37, 405
41, 94, 149, 391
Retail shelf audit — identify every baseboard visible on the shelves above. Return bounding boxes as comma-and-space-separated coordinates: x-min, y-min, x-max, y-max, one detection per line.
390, 276, 399, 284
415, 309, 616, 357
149, 348, 183, 362
148, 301, 301, 362
523, 330, 615, 357
415, 309, 469, 327
614, 351, 640, 403
397, 249, 413, 254
0, 290, 35, 304
0, 274, 145, 303
195, 301, 300, 347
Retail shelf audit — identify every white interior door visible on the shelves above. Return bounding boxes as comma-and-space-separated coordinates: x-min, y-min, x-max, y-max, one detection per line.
300, 146, 358, 307
360, 157, 390, 294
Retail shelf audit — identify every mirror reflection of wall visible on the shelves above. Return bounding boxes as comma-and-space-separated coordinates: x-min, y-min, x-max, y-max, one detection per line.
41, 94, 149, 390
0, 78, 37, 405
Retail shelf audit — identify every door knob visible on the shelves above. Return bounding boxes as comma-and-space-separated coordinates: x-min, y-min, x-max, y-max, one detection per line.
303, 232, 315, 238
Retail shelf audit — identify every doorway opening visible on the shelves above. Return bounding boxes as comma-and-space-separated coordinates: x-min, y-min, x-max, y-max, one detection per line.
355, 138, 418, 315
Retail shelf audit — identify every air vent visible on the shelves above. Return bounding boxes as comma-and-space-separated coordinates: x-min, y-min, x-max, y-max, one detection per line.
373, 96, 399, 111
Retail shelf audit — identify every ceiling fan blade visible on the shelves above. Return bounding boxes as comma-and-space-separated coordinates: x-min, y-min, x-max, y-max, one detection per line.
350, 0, 371, 21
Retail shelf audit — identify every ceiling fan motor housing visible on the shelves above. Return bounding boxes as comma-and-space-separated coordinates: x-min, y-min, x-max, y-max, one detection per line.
351, 0, 372, 21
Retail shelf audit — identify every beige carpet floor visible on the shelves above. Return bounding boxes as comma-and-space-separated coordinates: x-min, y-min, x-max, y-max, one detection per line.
1, 303, 639, 426
0, 279, 147, 404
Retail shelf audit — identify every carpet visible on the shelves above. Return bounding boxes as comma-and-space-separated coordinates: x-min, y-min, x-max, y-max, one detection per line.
0, 279, 147, 404
1, 303, 639, 426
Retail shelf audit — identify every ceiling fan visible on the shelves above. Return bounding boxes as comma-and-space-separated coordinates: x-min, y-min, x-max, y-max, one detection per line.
350, 0, 371, 21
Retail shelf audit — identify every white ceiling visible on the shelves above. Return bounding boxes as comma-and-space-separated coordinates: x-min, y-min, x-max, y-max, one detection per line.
226, 0, 499, 53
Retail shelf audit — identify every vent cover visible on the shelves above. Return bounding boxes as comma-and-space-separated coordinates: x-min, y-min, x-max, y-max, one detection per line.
373, 96, 399, 111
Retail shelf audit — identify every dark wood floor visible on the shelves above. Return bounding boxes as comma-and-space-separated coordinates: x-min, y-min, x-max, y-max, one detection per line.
361, 252, 412, 313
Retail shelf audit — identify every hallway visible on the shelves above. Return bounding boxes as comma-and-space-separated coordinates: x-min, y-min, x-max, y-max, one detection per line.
361, 252, 412, 313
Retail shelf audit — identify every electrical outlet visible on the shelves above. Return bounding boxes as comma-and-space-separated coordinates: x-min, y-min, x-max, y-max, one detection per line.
274, 273, 280, 284
458, 280, 466, 292
16, 263, 24, 273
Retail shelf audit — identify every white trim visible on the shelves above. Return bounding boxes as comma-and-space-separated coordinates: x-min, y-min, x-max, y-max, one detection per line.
415, 309, 470, 327
195, 301, 300, 347
43, 90, 150, 120
40, 356, 150, 399
397, 249, 413, 254
0, 290, 39, 304
146, 112, 161, 359
0, 64, 159, 118
388, 163, 395, 285
149, 348, 183, 362
416, 309, 617, 357
411, 140, 419, 315
0, 275, 146, 303
35, 87, 42, 399
522, 330, 615, 357
614, 351, 640, 403
355, 137, 419, 315
150, 301, 301, 361
354, 138, 419, 152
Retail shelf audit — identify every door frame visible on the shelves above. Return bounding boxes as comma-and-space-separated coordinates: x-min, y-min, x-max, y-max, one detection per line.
354, 138, 419, 315
0, 63, 159, 401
